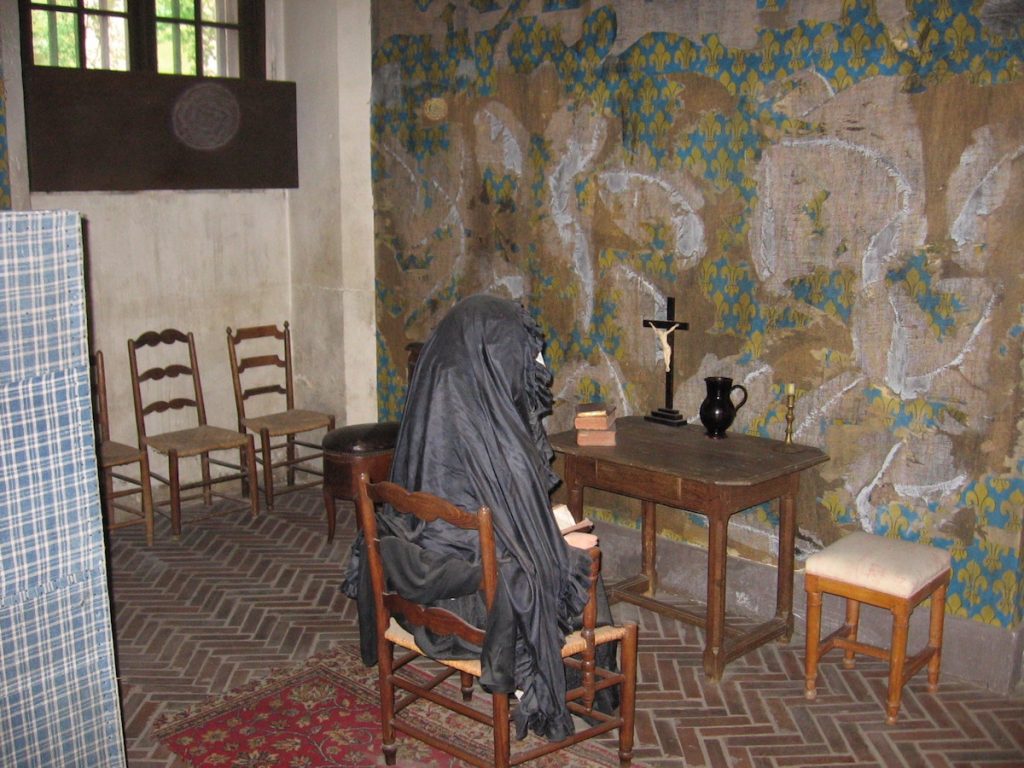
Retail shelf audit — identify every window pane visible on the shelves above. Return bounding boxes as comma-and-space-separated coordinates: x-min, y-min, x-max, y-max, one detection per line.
83, 0, 127, 11
157, 21, 197, 75
156, 0, 196, 20
201, 26, 237, 78
202, 26, 238, 77
85, 14, 128, 70
31, 0, 76, 7
31, 10, 79, 67
201, 0, 237, 24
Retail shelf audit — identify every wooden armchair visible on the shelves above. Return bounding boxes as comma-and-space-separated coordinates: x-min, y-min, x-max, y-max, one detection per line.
128, 328, 259, 536
356, 475, 638, 767
91, 350, 155, 545
226, 322, 335, 510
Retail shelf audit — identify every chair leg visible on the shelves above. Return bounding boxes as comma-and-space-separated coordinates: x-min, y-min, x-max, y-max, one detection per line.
101, 465, 116, 519
460, 671, 474, 701
259, 428, 274, 510
379, 645, 397, 766
492, 691, 510, 768
927, 582, 947, 692
804, 587, 822, 701
286, 433, 297, 488
842, 598, 860, 668
239, 446, 250, 499
140, 452, 155, 546
245, 435, 260, 518
169, 452, 182, 537
619, 623, 638, 767
887, 603, 911, 725
200, 452, 213, 506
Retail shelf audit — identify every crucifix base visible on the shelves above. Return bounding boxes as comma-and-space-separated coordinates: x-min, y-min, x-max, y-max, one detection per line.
645, 408, 687, 427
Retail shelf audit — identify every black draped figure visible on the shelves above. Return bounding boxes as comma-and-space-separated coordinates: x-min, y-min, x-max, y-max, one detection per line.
342, 294, 617, 741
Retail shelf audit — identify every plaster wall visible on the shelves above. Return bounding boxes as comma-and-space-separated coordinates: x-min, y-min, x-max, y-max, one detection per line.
30, 189, 292, 452
284, 0, 378, 423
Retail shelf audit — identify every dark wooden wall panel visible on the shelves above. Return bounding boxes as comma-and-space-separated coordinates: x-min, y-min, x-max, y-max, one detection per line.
24, 68, 298, 191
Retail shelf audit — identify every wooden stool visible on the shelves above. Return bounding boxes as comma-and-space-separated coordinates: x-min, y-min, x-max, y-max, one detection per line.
322, 422, 399, 542
322, 342, 422, 542
804, 531, 951, 724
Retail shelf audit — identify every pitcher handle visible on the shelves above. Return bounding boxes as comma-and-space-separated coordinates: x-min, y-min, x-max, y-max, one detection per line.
730, 384, 748, 411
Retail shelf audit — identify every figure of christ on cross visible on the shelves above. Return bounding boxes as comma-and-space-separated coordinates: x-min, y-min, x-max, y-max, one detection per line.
643, 296, 689, 426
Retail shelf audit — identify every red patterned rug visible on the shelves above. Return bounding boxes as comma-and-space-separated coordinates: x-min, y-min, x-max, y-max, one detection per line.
154, 645, 633, 767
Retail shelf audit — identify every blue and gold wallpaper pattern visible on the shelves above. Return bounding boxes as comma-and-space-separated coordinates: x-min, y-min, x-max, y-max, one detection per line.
371, 0, 1024, 630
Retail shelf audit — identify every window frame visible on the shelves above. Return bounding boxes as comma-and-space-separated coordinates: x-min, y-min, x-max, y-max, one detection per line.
19, 0, 266, 81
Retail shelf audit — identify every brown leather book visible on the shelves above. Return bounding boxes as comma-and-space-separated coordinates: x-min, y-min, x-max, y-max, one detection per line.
575, 400, 609, 417
576, 427, 616, 446
574, 403, 616, 430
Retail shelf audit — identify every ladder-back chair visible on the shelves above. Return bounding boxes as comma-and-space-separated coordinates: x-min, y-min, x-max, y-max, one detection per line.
226, 322, 335, 510
356, 475, 638, 768
128, 328, 259, 536
91, 350, 155, 545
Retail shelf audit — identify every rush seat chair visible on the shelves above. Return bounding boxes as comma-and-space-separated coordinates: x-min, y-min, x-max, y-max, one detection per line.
356, 474, 639, 767
226, 322, 335, 510
128, 328, 259, 536
91, 350, 155, 545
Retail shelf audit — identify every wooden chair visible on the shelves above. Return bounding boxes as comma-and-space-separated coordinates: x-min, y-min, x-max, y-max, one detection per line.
804, 531, 951, 724
226, 322, 335, 510
356, 475, 638, 768
128, 329, 259, 536
91, 350, 155, 545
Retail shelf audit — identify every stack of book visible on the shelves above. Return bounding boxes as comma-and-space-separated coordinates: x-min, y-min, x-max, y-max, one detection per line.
575, 401, 616, 446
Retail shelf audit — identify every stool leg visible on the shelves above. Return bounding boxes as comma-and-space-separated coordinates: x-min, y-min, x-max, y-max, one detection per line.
324, 489, 337, 542
887, 603, 911, 725
927, 581, 948, 692
842, 598, 860, 669
804, 585, 822, 701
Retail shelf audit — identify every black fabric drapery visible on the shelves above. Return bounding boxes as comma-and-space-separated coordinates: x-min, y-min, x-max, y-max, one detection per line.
343, 294, 612, 741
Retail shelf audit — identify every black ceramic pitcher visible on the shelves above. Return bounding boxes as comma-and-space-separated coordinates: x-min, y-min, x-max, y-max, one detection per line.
698, 376, 748, 438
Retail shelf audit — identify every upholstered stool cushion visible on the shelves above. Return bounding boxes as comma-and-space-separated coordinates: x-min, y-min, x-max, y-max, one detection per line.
322, 421, 400, 454
806, 531, 951, 598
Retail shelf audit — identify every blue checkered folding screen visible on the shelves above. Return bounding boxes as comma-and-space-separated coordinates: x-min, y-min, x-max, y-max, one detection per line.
0, 211, 126, 766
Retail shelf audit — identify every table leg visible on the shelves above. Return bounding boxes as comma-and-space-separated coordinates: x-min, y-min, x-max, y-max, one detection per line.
703, 513, 728, 681
640, 499, 657, 596
564, 456, 583, 521
776, 480, 798, 641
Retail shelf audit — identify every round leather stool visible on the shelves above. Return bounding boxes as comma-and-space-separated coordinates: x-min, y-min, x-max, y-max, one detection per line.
322, 421, 400, 541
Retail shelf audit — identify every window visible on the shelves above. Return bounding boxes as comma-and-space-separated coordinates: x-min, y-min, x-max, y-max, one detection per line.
156, 0, 240, 77
18, 0, 295, 192
22, 0, 265, 79
29, 0, 130, 71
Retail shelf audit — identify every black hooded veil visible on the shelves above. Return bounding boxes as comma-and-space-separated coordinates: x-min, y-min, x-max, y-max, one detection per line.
342, 294, 607, 741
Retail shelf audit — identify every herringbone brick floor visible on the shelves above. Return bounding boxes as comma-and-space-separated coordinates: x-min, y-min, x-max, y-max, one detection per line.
107, 489, 1024, 767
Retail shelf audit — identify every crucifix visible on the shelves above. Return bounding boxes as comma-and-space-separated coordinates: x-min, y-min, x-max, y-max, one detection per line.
643, 296, 689, 427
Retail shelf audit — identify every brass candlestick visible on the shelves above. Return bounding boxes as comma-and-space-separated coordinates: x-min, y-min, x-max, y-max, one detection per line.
784, 385, 796, 444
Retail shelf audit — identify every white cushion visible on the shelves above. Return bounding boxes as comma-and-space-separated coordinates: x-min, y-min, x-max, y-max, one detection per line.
806, 531, 951, 598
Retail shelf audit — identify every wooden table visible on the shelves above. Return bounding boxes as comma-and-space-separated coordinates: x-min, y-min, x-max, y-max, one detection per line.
550, 416, 828, 681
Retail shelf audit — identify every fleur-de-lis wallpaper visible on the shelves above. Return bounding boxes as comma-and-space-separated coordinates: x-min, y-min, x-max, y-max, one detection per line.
371, 0, 1024, 630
